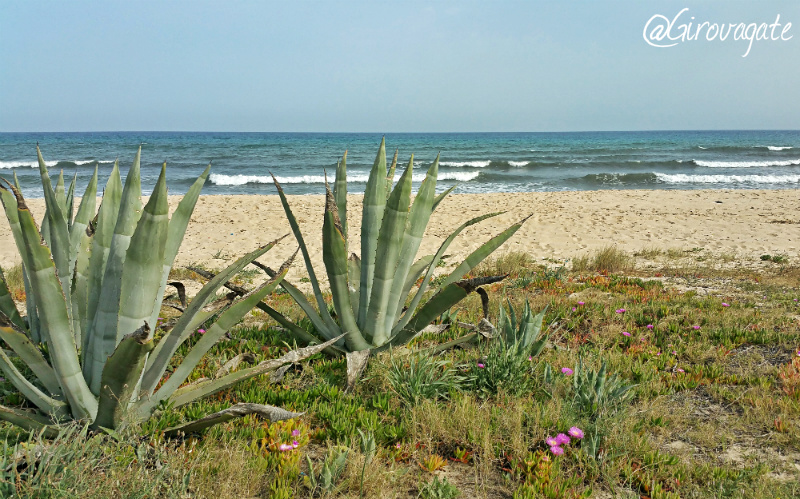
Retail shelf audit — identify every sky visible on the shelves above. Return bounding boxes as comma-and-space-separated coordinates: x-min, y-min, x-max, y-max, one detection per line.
1, 1, 799, 132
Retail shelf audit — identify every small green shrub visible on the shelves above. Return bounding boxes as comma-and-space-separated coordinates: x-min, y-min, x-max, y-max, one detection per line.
467, 337, 537, 397
572, 359, 635, 419
386, 352, 462, 406
419, 475, 460, 499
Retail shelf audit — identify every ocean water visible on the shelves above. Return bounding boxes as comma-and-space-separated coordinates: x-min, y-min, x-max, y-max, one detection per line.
0, 131, 799, 198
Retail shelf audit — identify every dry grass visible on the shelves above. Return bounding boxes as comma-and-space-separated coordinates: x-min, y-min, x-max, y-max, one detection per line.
572, 245, 633, 273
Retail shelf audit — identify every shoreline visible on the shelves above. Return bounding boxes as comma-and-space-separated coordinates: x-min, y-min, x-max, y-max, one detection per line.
1, 189, 799, 282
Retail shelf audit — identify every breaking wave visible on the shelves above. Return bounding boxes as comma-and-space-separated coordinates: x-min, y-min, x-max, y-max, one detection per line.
209, 171, 480, 186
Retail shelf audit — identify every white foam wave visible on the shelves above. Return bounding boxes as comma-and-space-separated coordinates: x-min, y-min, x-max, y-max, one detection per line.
695, 158, 800, 168
655, 173, 800, 184
0, 160, 58, 169
767, 146, 793, 151
439, 160, 490, 168
697, 146, 707, 150
210, 171, 479, 186
508, 161, 529, 167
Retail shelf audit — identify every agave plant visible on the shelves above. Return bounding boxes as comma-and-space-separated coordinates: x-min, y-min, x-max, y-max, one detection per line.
0, 147, 338, 436
496, 299, 548, 356
572, 359, 636, 419
251, 139, 528, 383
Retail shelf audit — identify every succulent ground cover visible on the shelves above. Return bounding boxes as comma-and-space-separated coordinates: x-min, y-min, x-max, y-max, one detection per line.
2, 247, 798, 498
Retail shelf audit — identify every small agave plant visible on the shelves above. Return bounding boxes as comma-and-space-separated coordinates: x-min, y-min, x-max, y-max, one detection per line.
496, 299, 549, 356
0, 147, 338, 436
253, 139, 528, 384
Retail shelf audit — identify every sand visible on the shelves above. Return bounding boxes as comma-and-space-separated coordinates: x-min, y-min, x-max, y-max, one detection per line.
1, 189, 799, 284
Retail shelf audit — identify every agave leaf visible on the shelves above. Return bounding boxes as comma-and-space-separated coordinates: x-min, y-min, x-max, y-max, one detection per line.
159, 335, 343, 411
365, 157, 413, 345
432, 185, 456, 212
322, 186, 369, 351
71, 227, 93, 346
85, 149, 143, 392
0, 269, 25, 332
438, 214, 531, 289
0, 343, 69, 418
0, 325, 62, 397
396, 255, 434, 321
385, 149, 398, 195
82, 160, 122, 359
147, 164, 210, 332
15, 190, 97, 420
150, 266, 289, 406
380, 275, 506, 351
141, 240, 281, 395
66, 172, 77, 230
347, 253, 360, 320
383, 156, 438, 334
357, 137, 387, 326
334, 153, 348, 240
271, 174, 339, 334
0, 405, 60, 438
67, 166, 98, 281
392, 212, 504, 335
163, 403, 303, 437
36, 148, 73, 317
93, 324, 154, 430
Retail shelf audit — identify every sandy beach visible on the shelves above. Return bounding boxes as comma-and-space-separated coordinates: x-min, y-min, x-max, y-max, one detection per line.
1, 189, 798, 283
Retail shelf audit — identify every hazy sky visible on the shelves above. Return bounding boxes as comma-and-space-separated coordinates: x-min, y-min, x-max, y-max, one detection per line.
2, 1, 798, 132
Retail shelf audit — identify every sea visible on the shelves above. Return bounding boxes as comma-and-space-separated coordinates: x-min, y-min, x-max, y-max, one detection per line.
0, 130, 799, 198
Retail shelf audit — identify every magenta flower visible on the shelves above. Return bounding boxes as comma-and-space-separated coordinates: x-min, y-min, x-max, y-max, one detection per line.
615, 308, 626, 314
572, 307, 577, 312
693, 325, 701, 330
198, 328, 206, 334
622, 331, 631, 337
549, 446, 564, 456
278, 443, 293, 452
292, 429, 301, 437
672, 351, 677, 355
528, 356, 533, 361
568, 427, 584, 439
555, 433, 571, 445
721, 302, 730, 307
545, 436, 559, 447
292, 440, 299, 448
477, 363, 485, 369
578, 301, 585, 306
646, 324, 654, 329
561, 367, 574, 376
677, 368, 685, 373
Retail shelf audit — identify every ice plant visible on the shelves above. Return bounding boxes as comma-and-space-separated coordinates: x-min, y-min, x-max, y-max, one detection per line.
693, 325, 701, 330
545, 436, 558, 447
722, 302, 730, 307
0, 147, 339, 436
646, 324, 654, 329
568, 427, 584, 439
555, 433, 570, 445
477, 363, 485, 369
561, 367, 574, 375
622, 331, 631, 337
549, 446, 564, 456
615, 308, 626, 314
257, 139, 528, 386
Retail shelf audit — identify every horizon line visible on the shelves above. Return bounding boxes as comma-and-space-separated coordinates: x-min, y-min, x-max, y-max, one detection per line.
1, 128, 799, 134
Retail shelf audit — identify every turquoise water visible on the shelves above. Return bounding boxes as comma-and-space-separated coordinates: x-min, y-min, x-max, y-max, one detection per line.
1, 131, 799, 197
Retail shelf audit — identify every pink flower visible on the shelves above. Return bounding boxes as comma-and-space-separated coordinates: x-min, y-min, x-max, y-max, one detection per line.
292, 440, 299, 448
528, 356, 533, 361
693, 325, 701, 330
672, 351, 677, 355
572, 307, 577, 312
549, 446, 564, 456
278, 444, 293, 452
545, 436, 559, 447
677, 368, 685, 373
615, 308, 626, 314
561, 367, 574, 376
721, 303, 730, 307
568, 427, 584, 439
198, 328, 206, 334
578, 301, 585, 306
292, 429, 301, 437
555, 433, 571, 445
622, 331, 631, 337
646, 324, 654, 329
396, 443, 402, 449
477, 363, 485, 369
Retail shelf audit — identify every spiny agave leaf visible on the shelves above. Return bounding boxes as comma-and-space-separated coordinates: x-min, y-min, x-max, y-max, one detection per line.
347, 253, 360, 320
357, 137, 387, 327
93, 324, 154, 430
383, 155, 438, 334
141, 239, 282, 395
147, 164, 210, 332
0, 324, 62, 397
71, 222, 93, 346
334, 152, 348, 240
66, 172, 77, 230
396, 255, 434, 322
0, 405, 61, 438
438, 214, 532, 290
85, 148, 143, 393
0, 268, 26, 332
163, 403, 303, 437
271, 173, 339, 334
432, 185, 456, 212
150, 265, 289, 406
36, 147, 73, 316
160, 334, 343, 411
380, 275, 507, 351
67, 166, 98, 282
365, 156, 413, 345
392, 212, 504, 336
0, 339, 69, 419
322, 184, 368, 351
15, 196, 97, 420
385, 148, 398, 195
54, 170, 67, 216
82, 161, 122, 376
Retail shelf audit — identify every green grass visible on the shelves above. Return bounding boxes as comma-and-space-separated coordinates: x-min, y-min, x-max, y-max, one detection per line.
2, 254, 800, 498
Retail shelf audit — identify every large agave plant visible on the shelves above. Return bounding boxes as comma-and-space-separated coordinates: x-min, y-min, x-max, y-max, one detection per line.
253, 139, 528, 382
0, 147, 338, 436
